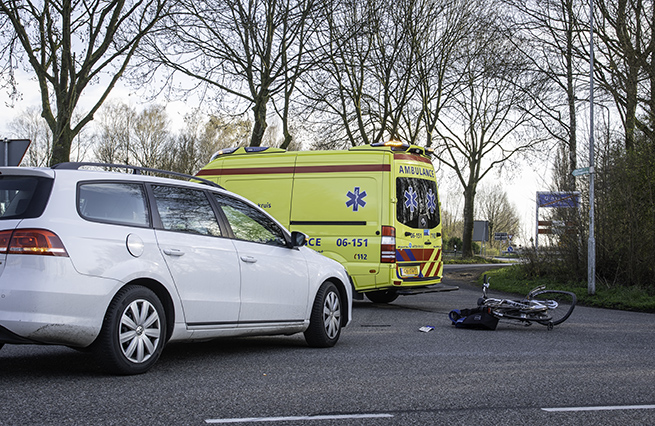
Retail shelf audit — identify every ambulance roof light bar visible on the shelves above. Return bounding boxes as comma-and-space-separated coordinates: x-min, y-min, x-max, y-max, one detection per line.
210, 147, 238, 161
371, 140, 433, 157
371, 140, 408, 149
209, 146, 284, 162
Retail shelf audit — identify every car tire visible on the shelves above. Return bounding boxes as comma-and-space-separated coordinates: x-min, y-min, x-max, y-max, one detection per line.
93, 285, 166, 375
365, 290, 399, 303
304, 281, 342, 348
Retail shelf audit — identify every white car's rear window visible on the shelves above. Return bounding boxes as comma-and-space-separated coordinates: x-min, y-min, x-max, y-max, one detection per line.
0, 176, 53, 219
78, 182, 150, 227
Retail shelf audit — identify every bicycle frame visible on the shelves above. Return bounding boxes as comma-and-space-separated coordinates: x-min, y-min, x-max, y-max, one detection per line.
477, 275, 576, 330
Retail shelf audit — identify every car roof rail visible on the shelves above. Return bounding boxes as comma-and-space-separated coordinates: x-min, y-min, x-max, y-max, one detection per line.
51, 162, 223, 189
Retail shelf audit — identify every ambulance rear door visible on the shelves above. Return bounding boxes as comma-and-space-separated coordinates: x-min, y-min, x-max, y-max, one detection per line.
391, 153, 443, 285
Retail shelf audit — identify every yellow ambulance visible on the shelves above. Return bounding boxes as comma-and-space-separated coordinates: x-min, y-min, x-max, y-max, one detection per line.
197, 141, 457, 302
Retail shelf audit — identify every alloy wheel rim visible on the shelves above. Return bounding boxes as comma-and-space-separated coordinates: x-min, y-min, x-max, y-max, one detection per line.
119, 299, 161, 363
323, 291, 341, 339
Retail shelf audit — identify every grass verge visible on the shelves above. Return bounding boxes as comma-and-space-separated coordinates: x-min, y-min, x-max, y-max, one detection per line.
444, 256, 508, 265
480, 265, 655, 313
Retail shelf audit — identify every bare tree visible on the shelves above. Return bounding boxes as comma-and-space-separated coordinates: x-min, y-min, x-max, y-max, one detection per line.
299, 0, 373, 148
163, 112, 253, 175
475, 183, 521, 251
93, 101, 170, 169
9, 106, 92, 165
303, 0, 425, 147
93, 101, 134, 164
439, 189, 465, 251
363, 0, 419, 142
129, 104, 170, 169
413, 0, 478, 148
0, 9, 20, 106
301, 0, 480, 149
433, 9, 546, 257
201, 115, 252, 153
7, 107, 52, 166
593, 0, 653, 150
0, 0, 169, 165
143, 0, 319, 148
503, 0, 590, 191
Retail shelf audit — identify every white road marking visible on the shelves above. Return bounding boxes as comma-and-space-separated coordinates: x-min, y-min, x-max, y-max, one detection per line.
542, 404, 655, 412
205, 413, 393, 424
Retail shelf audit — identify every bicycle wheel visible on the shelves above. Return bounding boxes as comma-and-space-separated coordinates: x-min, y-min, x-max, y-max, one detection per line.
530, 290, 577, 326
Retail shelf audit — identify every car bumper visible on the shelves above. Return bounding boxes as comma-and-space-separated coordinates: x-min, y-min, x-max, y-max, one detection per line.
0, 255, 120, 347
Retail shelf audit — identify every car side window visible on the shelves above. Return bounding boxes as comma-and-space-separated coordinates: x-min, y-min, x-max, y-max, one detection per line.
78, 182, 150, 227
213, 193, 287, 246
152, 185, 222, 237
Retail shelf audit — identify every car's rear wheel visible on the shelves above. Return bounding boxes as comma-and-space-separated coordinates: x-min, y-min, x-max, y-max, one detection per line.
94, 285, 166, 375
304, 281, 342, 348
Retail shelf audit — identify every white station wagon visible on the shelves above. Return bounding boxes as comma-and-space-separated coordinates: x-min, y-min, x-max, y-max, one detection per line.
0, 164, 352, 374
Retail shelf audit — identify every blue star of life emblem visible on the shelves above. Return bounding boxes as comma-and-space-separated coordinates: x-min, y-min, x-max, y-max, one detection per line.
427, 189, 436, 213
404, 186, 418, 213
346, 187, 367, 212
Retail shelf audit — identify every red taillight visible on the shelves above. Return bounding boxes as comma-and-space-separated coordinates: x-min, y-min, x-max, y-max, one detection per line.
0, 229, 69, 257
0, 230, 12, 255
380, 226, 396, 263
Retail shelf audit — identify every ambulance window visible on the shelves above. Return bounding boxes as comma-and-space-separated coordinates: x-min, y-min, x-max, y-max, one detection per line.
396, 178, 440, 229
213, 194, 287, 247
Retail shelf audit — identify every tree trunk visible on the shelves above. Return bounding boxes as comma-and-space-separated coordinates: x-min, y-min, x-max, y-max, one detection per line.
280, 87, 293, 150
49, 116, 73, 165
280, 129, 293, 150
624, 64, 638, 151
565, 0, 577, 191
251, 93, 269, 147
615, 0, 638, 151
461, 183, 476, 258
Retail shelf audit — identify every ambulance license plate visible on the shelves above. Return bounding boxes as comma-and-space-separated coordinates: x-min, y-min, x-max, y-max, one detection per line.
399, 266, 419, 278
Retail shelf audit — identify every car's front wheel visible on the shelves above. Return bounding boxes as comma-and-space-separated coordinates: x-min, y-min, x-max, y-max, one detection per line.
304, 281, 343, 348
93, 285, 166, 375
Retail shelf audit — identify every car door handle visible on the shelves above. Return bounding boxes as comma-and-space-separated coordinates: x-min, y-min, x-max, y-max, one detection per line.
240, 256, 257, 263
163, 248, 185, 256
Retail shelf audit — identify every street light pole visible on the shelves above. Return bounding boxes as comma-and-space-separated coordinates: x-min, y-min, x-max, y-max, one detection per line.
588, 0, 596, 295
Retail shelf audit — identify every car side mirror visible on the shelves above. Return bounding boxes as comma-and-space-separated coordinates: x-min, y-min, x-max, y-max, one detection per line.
290, 231, 307, 247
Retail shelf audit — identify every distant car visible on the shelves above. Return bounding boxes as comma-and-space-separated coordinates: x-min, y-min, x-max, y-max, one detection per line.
0, 163, 352, 375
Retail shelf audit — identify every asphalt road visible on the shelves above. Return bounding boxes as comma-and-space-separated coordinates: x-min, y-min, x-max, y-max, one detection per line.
1, 264, 654, 425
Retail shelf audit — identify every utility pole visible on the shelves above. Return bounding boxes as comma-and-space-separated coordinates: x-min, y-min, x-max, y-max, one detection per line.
588, 0, 596, 295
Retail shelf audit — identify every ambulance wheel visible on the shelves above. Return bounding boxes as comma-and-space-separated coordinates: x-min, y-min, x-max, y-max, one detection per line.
366, 290, 399, 304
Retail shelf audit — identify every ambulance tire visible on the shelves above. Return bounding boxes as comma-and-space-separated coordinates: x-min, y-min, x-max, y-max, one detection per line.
304, 281, 342, 348
365, 290, 399, 304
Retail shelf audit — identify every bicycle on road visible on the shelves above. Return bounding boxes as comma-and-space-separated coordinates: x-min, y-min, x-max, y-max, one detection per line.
479, 275, 576, 330
450, 275, 577, 330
